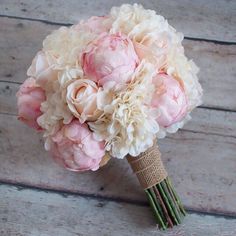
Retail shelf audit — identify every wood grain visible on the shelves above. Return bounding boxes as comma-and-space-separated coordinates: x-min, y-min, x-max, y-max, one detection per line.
1, 113, 235, 216
1, 0, 236, 42
1, 184, 236, 236
0, 81, 19, 115
0, 0, 236, 234
1, 18, 236, 110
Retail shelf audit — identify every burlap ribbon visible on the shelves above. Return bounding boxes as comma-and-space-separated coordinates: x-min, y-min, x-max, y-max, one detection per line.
127, 143, 168, 190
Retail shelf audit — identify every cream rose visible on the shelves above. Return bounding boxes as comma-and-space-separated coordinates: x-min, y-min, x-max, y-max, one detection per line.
66, 79, 102, 123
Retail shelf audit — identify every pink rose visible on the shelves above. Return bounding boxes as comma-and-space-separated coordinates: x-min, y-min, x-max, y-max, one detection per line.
27, 51, 57, 88
66, 79, 102, 123
16, 78, 46, 130
151, 74, 187, 127
82, 33, 139, 86
50, 120, 105, 172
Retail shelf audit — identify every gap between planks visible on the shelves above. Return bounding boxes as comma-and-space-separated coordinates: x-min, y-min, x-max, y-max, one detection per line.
1, 184, 236, 236
1, 113, 235, 216
1, 181, 236, 220
0, 14, 236, 45
1, 17, 236, 110
1, 0, 236, 43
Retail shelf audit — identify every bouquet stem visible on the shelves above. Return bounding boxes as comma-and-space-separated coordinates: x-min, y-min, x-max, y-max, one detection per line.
127, 143, 186, 230
145, 177, 186, 229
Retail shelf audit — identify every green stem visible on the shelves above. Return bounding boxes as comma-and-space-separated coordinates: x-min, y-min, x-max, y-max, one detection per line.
166, 178, 186, 216
161, 181, 182, 224
145, 189, 167, 230
144, 178, 186, 229
164, 178, 183, 216
153, 186, 174, 228
149, 188, 165, 220
157, 183, 179, 225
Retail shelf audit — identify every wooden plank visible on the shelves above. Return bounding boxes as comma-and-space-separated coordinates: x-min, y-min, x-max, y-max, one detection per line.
1, 80, 236, 138
1, 0, 236, 42
1, 18, 236, 110
1, 185, 236, 236
184, 108, 236, 138
183, 39, 236, 111
0, 113, 236, 216
0, 81, 18, 115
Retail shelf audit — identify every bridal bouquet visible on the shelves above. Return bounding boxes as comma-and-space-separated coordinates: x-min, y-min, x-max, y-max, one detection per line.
16, 4, 202, 229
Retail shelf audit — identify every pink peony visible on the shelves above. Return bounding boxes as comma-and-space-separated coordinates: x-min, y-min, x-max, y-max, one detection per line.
16, 78, 46, 130
82, 33, 139, 86
151, 74, 187, 127
27, 51, 57, 88
50, 120, 105, 172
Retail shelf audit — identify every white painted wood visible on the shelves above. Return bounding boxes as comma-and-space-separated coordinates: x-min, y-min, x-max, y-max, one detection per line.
1, 0, 236, 42
0, 81, 18, 115
1, 1, 236, 234
1, 18, 236, 110
1, 185, 236, 236
183, 39, 236, 111
184, 108, 236, 138
0, 113, 235, 215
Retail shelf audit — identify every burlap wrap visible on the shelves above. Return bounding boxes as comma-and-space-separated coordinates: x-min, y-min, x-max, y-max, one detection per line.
127, 144, 168, 190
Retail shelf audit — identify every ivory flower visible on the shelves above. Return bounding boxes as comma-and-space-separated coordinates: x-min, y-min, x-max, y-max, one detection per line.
89, 61, 159, 159
43, 26, 97, 69
82, 33, 139, 87
37, 79, 73, 137
50, 120, 105, 172
110, 4, 165, 36
66, 79, 102, 123
16, 78, 45, 130
77, 16, 112, 34
109, 4, 184, 72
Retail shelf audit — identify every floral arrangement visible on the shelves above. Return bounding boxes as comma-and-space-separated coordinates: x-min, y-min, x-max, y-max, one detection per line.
16, 4, 202, 229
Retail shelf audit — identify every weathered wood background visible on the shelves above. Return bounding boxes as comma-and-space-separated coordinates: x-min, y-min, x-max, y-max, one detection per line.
0, 1, 236, 235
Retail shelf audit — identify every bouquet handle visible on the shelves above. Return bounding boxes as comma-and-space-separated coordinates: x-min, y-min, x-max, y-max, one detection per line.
127, 143, 186, 229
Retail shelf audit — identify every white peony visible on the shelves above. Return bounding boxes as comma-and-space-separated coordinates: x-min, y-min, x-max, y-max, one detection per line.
37, 79, 73, 140
110, 4, 168, 36
110, 4, 183, 71
43, 26, 96, 68
89, 61, 159, 158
